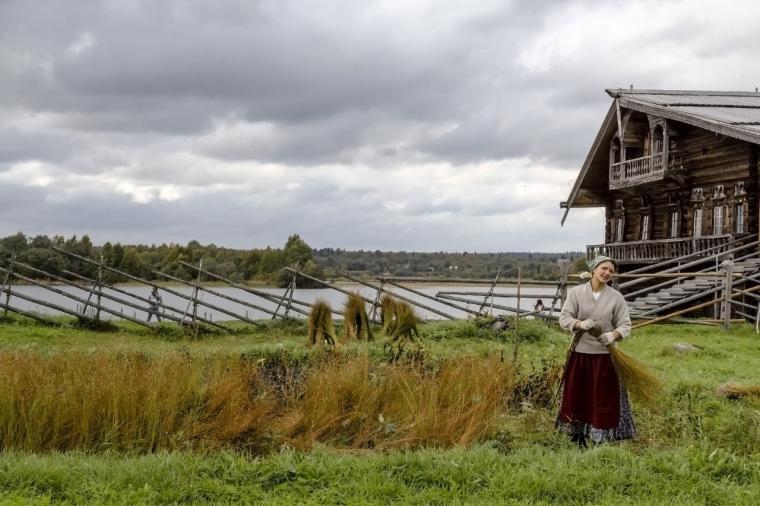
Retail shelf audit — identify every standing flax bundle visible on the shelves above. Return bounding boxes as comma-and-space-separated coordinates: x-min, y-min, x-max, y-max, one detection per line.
343, 292, 373, 341
380, 294, 398, 337
308, 300, 336, 346
388, 301, 421, 342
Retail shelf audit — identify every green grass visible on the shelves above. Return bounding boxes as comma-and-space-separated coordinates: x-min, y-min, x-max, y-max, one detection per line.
0, 317, 759, 503
1, 444, 759, 505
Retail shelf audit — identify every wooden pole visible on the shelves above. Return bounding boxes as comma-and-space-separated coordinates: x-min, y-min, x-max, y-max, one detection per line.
272, 264, 299, 319
380, 276, 566, 286
152, 271, 268, 325
479, 268, 501, 316
632, 278, 760, 329
337, 270, 458, 320
512, 267, 521, 364
62, 270, 208, 327
0, 298, 60, 325
436, 290, 558, 299
435, 293, 521, 314
51, 247, 231, 331
16, 262, 189, 322
1, 260, 12, 317
0, 267, 153, 328
1, 285, 94, 323
11, 260, 162, 319
96, 253, 104, 320
191, 258, 203, 330
379, 278, 481, 316
285, 274, 296, 318
179, 261, 333, 315
722, 260, 734, 329
285, 267, 375, 304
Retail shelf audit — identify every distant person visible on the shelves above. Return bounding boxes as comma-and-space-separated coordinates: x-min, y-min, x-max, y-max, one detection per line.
147, 286, 163, 322
534, 299, 544, 312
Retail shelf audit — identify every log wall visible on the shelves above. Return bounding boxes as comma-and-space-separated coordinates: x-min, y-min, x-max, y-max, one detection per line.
604, 121, 758, 245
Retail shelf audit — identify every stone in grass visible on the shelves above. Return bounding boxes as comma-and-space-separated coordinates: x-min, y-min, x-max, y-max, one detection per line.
672, 342, 702, 354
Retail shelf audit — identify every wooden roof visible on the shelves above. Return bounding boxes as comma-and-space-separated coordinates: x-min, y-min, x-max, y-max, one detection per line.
561, 89, 760, 224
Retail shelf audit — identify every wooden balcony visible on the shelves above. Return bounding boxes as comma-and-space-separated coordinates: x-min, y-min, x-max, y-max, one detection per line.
587, 235, 733, 264
609, 152, 670, 189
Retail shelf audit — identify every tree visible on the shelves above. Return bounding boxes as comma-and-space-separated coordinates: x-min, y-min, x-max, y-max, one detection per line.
283, 234, 313, 267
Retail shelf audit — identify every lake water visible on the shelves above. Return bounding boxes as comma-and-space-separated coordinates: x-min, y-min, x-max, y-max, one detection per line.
1, 283, 561, 322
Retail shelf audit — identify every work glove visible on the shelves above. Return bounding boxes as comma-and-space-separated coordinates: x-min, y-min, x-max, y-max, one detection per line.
578, 319, 596, 331
598, 332, 617, 347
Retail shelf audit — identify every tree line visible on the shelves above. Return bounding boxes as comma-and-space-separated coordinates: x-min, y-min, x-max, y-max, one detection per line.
0, 232, 584, 287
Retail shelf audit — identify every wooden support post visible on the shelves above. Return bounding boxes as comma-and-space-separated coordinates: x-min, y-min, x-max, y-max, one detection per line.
95, 253, 104, 321
1, 260, 12, 317
479, 268, 501, 316
50, 247, 230, 331
0, 266, 153, 328
273, 265, 298, 319
512, 267, 521, 364
1, 285, 94, 323
192, 258, 202, 332
722, 260, 734, 329
0, 298, 59, 325
337, 271, 458, 320
63, 270, 205, 327
285, 268, 375, 304
180, 261, 324, 316
152, 271, 267, 325
380, 278, 480, 316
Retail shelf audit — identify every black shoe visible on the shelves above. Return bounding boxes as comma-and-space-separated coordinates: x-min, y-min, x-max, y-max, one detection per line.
570, 434, 588, 448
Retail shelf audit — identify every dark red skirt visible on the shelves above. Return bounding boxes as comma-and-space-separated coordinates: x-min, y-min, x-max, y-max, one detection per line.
558, 352, 620, 429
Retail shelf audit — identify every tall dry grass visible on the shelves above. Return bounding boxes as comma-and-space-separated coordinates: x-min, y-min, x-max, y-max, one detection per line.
0, 350, 557, 454
286, 356, 517, 449
0, 351, 275, 452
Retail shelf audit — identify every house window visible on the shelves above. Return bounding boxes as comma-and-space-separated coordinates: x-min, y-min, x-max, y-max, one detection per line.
615, 218, 624, 242
713, 206, 724, 235
670, 210, 680, 239
641, 215, 650, 240
735, 204, 745, 233
693, 208, 703, 238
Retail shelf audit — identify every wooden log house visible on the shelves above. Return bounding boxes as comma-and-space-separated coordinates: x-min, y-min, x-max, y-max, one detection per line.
561, 89, 760, 269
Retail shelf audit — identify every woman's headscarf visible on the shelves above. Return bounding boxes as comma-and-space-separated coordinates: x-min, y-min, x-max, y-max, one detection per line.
587, 255, 618, 272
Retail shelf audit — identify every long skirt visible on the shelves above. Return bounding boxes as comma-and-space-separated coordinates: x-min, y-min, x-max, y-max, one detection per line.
555, 351, 636, 443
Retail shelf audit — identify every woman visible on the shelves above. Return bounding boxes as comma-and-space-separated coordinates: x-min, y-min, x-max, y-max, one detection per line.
556, 255, 634, 447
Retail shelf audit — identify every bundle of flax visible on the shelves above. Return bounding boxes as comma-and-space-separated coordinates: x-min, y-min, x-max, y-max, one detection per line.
715, 382, 760, 399
607, 345, 664, 408
592, 325, 664, 408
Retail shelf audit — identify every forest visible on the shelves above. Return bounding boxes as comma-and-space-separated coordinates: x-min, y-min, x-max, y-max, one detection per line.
0, 232, 584, 286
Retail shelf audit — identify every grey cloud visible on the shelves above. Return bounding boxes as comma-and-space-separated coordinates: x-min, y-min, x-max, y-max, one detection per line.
0, 127, 77, 163
2, 0, 758, 252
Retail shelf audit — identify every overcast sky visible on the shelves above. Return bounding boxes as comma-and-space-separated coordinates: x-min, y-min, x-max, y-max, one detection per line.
2, 0, 760, 252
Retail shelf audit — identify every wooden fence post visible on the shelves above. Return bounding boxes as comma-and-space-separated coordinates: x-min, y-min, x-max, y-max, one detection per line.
1, 260, 13, 317
722, 260, 734, 329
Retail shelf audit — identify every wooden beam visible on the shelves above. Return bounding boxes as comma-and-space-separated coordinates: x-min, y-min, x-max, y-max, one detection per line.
618, 97, 760, 146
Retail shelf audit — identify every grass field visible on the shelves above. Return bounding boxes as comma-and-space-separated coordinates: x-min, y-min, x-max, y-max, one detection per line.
0, 314, 759, 504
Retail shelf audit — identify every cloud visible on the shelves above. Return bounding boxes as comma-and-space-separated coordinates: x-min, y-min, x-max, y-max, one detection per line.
1, 0, 759, 251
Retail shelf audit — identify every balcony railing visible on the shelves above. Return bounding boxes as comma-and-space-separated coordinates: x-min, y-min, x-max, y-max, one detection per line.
587, 235, 734, 263
609, 152, 666, 189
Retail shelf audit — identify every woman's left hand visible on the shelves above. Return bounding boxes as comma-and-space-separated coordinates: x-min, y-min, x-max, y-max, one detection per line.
598, 332, 617, 346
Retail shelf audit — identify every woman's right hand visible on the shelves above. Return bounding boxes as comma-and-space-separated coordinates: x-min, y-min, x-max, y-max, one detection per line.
578, 319, 596, 331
